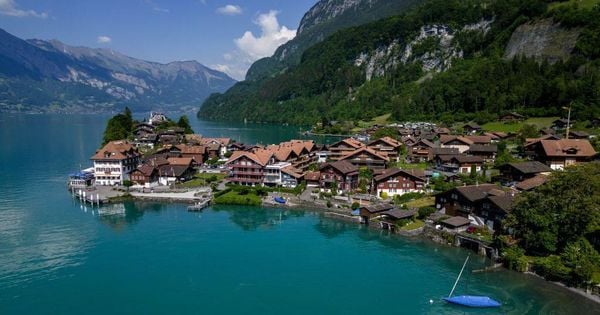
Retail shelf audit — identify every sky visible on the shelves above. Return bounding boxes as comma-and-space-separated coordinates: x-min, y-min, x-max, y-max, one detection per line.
0, 0, 318, 80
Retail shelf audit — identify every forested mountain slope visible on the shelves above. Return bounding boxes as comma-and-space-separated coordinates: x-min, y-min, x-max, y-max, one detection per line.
199, 0, 600, 125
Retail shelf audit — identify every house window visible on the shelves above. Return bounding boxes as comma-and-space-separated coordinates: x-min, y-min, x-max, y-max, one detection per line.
451, 193, 458, 200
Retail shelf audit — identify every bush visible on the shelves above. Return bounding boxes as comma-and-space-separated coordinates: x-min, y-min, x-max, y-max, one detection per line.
326, 200, 332, 208
380, 192, 389, 199
502, 246, 529, 272
533, 255, 571, 282
418, 206, 436, 219
351, 202, 360, 210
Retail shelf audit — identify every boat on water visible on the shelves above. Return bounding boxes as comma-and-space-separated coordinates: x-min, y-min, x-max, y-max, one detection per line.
443, 255, 501, 308
274, 196, 286, 204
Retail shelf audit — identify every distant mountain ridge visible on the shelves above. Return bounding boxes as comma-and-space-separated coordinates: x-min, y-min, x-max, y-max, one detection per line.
0, 28, 236, 113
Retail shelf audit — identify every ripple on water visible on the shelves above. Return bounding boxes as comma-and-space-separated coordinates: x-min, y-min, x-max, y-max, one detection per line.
0, 209, 93, 289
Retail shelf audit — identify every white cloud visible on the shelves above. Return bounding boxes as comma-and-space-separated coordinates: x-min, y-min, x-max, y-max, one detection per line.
216, 10, 296, 80
0, 0, 47, 18
235, 10, 295, 60
97, 36, 112, 44
216, 4, 242, 15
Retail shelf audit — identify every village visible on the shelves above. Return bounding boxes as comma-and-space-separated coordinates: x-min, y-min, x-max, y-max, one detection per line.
69, 111, 598, 256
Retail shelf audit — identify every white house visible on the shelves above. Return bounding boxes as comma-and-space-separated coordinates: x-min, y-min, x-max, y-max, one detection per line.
91, 141, 141, 185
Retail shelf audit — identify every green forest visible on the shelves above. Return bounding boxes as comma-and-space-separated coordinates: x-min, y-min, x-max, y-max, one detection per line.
198, 0, 600, 125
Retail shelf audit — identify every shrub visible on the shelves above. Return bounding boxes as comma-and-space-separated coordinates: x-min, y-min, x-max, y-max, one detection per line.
351, 202, 360, 210
418, 206, 436, 219
502, 246, 529, 272
380, 192, 389, 199
326, 200, 332, 208
533, 255, 571, 282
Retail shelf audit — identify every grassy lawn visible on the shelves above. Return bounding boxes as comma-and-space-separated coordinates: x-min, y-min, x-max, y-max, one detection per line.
213, 190, 262, 206
549, 0, 599, 11
392, 161, 428, 170
482, 116, 558, 132
405, 196, 435, 208
352, 113, 391, 132
400, 219, 425, 231
178, 173, 226, 188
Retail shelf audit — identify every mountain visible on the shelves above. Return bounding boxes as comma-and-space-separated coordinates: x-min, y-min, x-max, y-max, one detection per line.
245, 0, 419, 82
0, 28, 236, 113
199, 0, 600, 125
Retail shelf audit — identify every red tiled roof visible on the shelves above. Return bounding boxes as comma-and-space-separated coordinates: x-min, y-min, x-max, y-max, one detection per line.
340, 147, 389, 162
91, 140, 140, 160
540, 139, 596, 157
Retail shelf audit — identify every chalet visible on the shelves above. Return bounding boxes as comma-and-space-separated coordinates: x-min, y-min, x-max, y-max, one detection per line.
466, 144, 498, 163
358, 203, 394, 224
441, 216, 471, 232
157, 163, 195, 186
304, 171, 321, 187
379, 209, 418, 231
226, 150, 272, 186
499, 112, 525, 122
464, 135, 492, 145
428, 147, 459, 162
373, 168, 426, 198
529, 139, 597, 170
552, 118, 574, 130
477, 194, 515, 231
483, 132, 509, 142
130, 164, 159, 187
91, 140, 141, 185
400, 136, 418, 147
408, 138, 435, 162
327, 138, 364, 161
463, 122, 481, 134
281, 166, 303, 188
440, 135, 473, 153
497, 161, 552, 185
435, 155, 484, 174
319, 160, 359, 193
176, 144, 207, 165
435, 184, 502, 217
201, 138, 231, 158
367, 137, 402, 161
339, 147, 389, 170
568, 130, 590, 139
540, 128, 556, 136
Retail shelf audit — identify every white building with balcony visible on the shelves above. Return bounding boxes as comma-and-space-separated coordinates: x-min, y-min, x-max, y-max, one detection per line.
91, 141, 141, 185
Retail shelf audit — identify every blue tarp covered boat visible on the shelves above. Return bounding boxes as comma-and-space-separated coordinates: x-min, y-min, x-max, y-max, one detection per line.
274, 196, 286, 204
443, 295, 501, 308
443, 255, 502, 308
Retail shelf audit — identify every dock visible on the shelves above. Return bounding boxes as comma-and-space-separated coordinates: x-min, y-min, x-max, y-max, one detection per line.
187, 199, 211, 212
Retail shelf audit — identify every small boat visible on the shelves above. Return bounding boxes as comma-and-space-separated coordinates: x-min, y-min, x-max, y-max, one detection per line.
443, 296, 501, 308
443, 255, 501, 308
274, 196, 286, 204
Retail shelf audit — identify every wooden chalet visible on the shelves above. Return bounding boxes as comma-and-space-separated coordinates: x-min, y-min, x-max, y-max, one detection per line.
463, 122, 482, 134
367, 136, 402, 161
339, 147, 389, 170
434, 155, 484, 174
466, 144, 498, 163
499, 112, 525, 122
373, 168, 426, 197
528, 139, 596, 170
497, 161, 552, 185
435, 184, 502, 217
327, 138, 364, 161
476, 194, 515, 231
358, 203, 395, 224
319, 160, 359, 193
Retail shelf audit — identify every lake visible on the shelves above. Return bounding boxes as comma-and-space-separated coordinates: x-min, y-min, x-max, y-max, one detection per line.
0, 113, 597, 314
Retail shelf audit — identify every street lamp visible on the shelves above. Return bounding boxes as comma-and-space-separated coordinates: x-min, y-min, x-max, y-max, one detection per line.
562, 104, 572, 139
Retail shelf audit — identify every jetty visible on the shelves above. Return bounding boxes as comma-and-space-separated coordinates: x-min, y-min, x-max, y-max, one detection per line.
187, 199, 211, 211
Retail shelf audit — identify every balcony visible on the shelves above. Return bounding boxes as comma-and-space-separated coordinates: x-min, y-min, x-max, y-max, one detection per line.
233, 170, 264, 176
229, 163, 262, 169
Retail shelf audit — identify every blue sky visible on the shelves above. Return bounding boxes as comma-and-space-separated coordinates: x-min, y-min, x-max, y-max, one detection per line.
0, 0, 317, 79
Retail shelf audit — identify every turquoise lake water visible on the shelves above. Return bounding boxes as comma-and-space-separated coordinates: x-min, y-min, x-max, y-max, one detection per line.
0, 114, 598, 314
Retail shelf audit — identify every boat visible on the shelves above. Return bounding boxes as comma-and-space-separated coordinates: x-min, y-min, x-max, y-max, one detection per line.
274, 196, 286, 204
442, 255, 501, 308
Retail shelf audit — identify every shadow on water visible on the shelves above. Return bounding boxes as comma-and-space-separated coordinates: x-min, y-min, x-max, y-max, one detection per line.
211, 205, 306, 231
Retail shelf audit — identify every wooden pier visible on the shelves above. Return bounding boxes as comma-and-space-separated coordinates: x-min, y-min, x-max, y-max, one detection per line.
187, 199, 211, 212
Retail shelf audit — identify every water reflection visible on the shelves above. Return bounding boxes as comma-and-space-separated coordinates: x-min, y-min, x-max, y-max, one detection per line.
212, 205, 305, 231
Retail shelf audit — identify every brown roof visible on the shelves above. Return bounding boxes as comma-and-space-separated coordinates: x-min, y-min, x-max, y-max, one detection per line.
540, 139, 596, 157
167, 157, 194, 166
157, 164, 192, 177
177, 145, 205, 154
331, 137, 364, 149
440, 135, 473, 145
362, 203, 395, 214
340, 147, 389, 162
468, 144, 498, 153
487, 194, 515, 212
374, 168, 425, 182
281, 166, 303, 179
505, 161, 552, 174
442, 216, 471, 227
201, 137, 231, 145
516, 174, 548, 191
463, 122, 481, 129
91, 140, 140, 160
304, 171, 321, 181
453, 184, 499, 202
227, 150, 271, 166
321, 160, 359, 175
133, 164, 157, 177
382, 209, 417, 220
368, 136, 401, 148
464, 135, 492, 144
